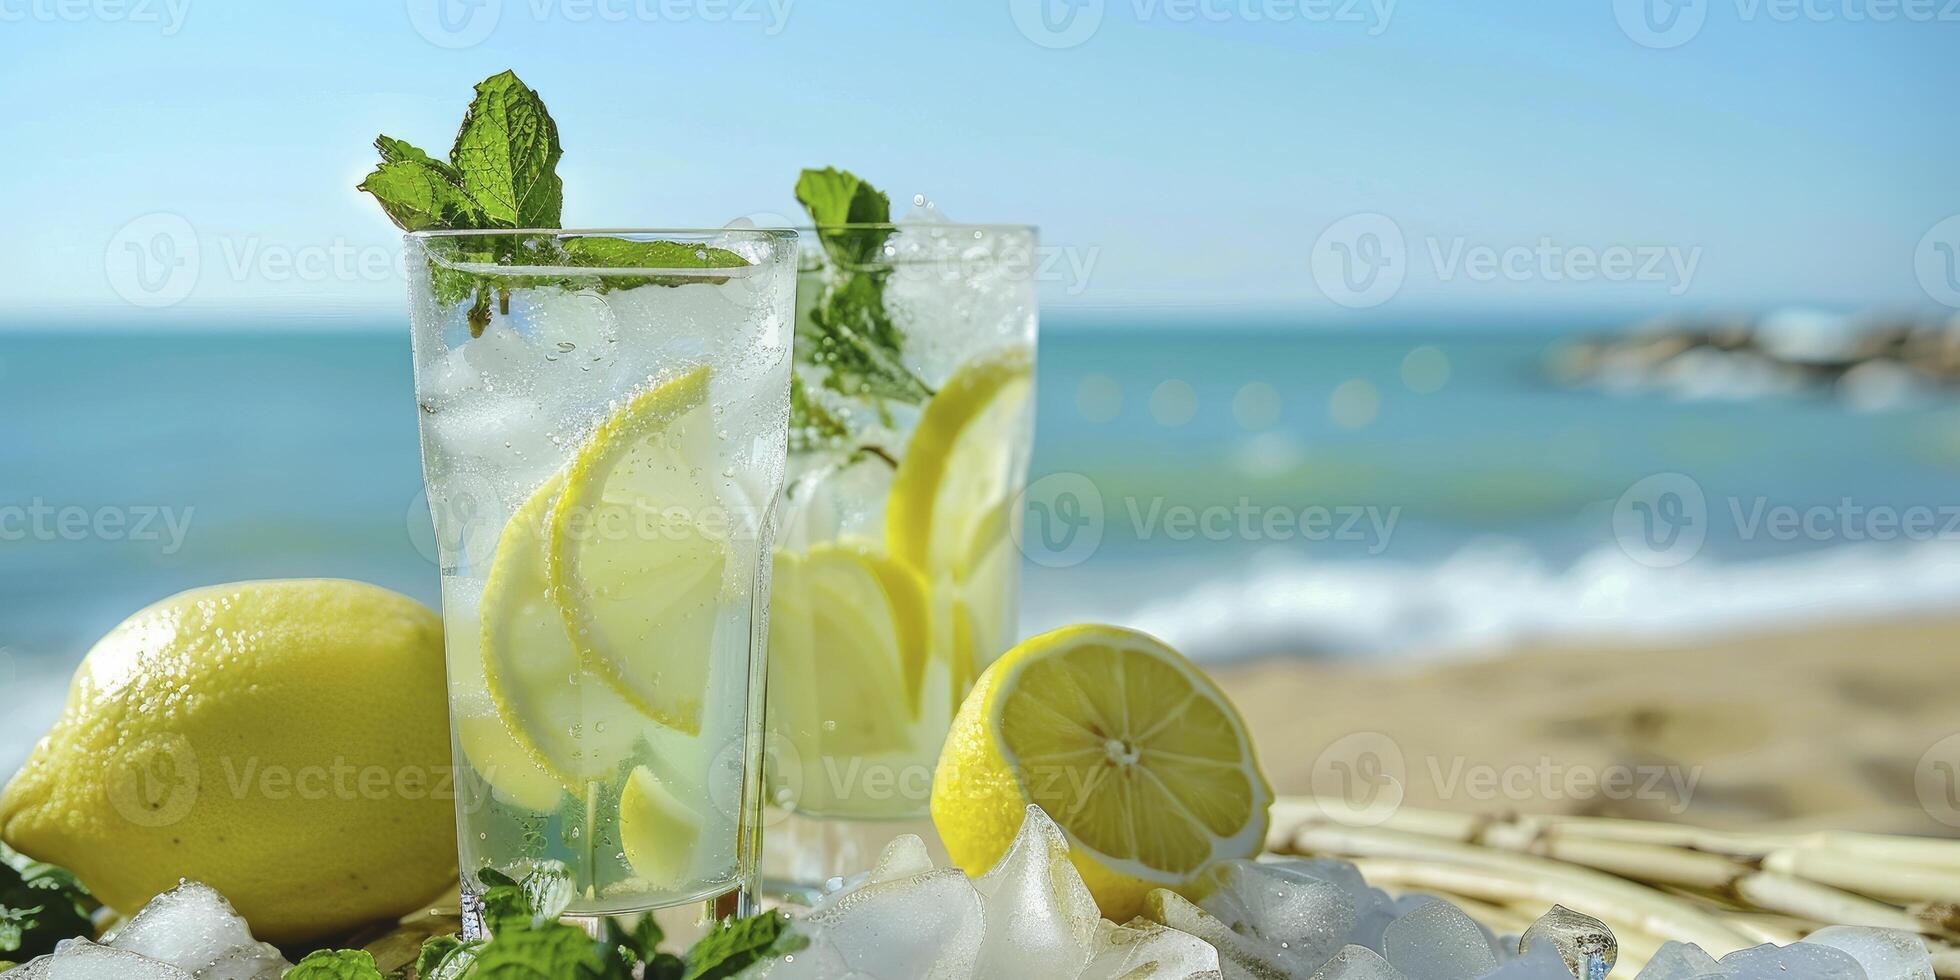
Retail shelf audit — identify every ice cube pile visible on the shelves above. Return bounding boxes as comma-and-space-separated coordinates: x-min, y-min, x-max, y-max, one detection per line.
752, 805, 1940, 980
753, 806, 1219, 980
4, 880, 289, 979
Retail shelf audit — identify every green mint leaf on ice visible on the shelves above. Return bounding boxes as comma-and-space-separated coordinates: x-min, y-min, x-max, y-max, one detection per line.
284, 949, 386, 980
452, 70, 564, 230
681, 911, 806, 980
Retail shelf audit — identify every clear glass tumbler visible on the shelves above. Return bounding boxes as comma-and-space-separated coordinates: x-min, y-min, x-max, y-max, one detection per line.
403, 229, 798, 924
763, 222, 1038, 889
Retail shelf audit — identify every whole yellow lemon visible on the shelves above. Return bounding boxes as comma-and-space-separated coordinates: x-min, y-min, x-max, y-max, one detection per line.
0, 580, 457, 943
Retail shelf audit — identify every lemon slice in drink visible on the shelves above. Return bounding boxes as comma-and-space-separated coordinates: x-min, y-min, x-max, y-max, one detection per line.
619, 765, 703, 890
479, 474, 646, 788
547, 365, 729, 736
931, 625, 1273, 921
886, 347, 1034, 696
770, 541, 931, 761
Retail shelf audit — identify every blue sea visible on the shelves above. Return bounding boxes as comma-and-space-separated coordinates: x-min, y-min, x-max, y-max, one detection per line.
6, 313, 1960, 769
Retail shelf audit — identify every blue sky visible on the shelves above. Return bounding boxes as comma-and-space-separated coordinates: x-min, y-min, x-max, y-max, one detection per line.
1, 0, 1955, 321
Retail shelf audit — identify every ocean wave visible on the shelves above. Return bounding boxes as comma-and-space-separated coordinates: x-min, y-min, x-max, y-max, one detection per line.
1024, 538, 1960, 664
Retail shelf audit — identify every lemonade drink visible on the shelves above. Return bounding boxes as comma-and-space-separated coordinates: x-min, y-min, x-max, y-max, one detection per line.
405, 230, 797, 915
765, 221, 1038, 851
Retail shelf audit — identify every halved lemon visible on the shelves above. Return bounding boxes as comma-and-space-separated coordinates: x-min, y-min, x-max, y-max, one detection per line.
479, 473, 646, 788
885, 346, 1034, 697
768, 541, 931, 768
931, 625, 1273, 921
547, 365, 730, 736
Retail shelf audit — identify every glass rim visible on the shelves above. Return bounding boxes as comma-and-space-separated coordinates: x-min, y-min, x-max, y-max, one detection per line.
802, 222, 1036, 235
407, 228, 797, 279
406, 227, 800, 240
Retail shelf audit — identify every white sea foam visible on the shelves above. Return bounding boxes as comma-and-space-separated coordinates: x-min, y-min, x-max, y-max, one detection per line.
1023, 538, 1960, 663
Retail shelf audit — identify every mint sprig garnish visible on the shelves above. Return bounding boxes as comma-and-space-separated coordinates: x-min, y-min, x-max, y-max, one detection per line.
0, 843, 96, 962
285, 949, 386, 980
451, 73, 563, 230
681, 911, 805, 980
359, 71, 746, 337
790, 166, 934, 451
359, 71, 551, 235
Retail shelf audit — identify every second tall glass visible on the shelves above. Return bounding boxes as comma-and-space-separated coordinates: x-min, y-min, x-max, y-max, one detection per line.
405, 229, 798, 923
764, 222, 1039, 888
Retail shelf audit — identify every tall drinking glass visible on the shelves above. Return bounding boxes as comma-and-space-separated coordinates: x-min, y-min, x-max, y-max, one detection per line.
763, 223, 1038, 889
404, 229, 798, 927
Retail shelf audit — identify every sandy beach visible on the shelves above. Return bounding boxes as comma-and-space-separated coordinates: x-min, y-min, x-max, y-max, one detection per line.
1216, 615, 1960, 837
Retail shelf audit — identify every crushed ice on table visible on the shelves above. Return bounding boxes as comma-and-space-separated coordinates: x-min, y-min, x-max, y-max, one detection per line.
1483, 944, 1579, 979
1633, 940, 1727, 979
1197, 859, 1355, 975
1517, 905, 1616, 979
1309, 944, 1405, 979
4, 880, 288, 980
969, 805, 1102, 976
759, 806, 1218, 980
1800, 926, 1936, 980
1381, 899, 1500, 980
753, 808, 1943, 980
1720, 941, 1869, 978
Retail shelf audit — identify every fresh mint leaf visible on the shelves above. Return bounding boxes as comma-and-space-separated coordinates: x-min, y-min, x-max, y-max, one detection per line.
794, 167, 890, 227
681, 912, 806, 980
0, 846, 95, 960
788, 372, 851, 452
359, 160, 488, 232
284, 948, 386, 980
562, 238, 747, 270
605, 915, 664, 964
466, 921, 611, 979
791, 167, 930, 431
452, 70, 563, 230
803, 272, 931, 408
376, 135, 463, 182
415, 935, 482, 980
795, 167, 892, 267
